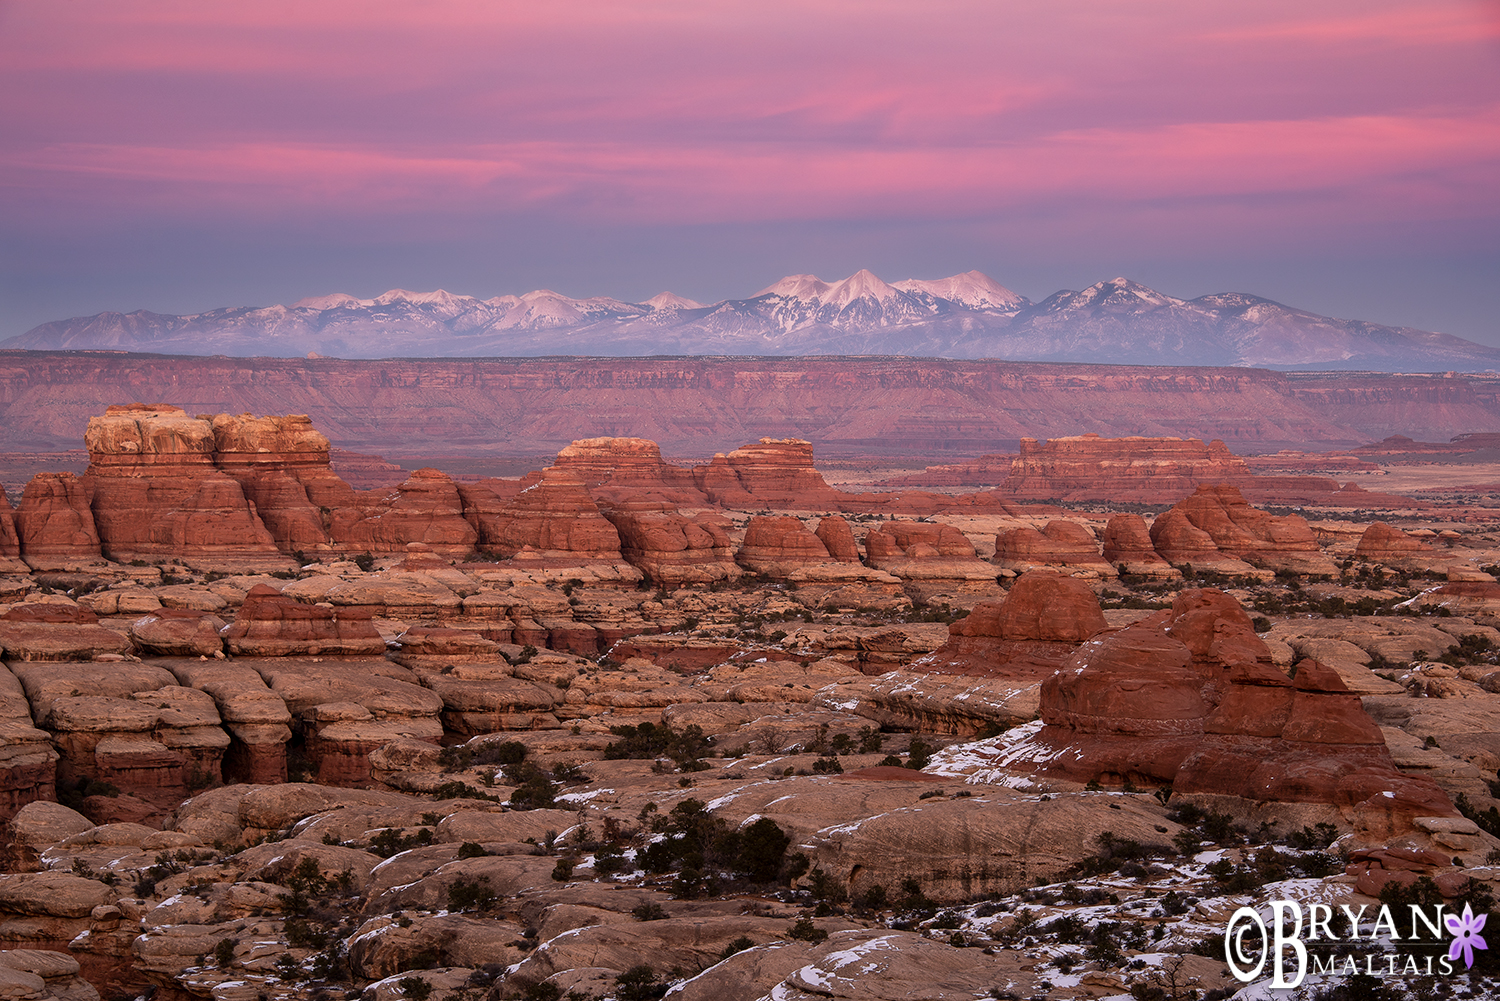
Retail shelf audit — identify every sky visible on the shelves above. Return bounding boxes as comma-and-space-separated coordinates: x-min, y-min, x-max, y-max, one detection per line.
2, 0, 1499, 343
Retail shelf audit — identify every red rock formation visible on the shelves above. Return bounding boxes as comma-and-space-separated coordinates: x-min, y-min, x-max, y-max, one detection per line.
467, 468, 622, 560
696, 439, 844, 509
0, 666, 58, 818
736, 516, 832, 576
221, 584, 386, 657
876, 455, 1014, 488
1101, 513, 1177, 576
252, 660, 443, 784
83, 405, 290, 570
128, 609, 227, 657
815, 516, 861, 562
1355, 522, 1432, 562
922, 571, 1108, 679
212, 412, 340, 555
164, 661, 291, 785
0, 604, 130, 661
550, 437, 701, 505
390, 627, 501, 669
1410, 581, 1500, 616
995, 433, 1416, 509
605, 504, 741, 586
0, 488, 21, 573
13, 473, 101, 570
863, 519, 1001, 602
329, 447, 407, 489
1148, 508, 1247, 574
867, 520, 976, 558
1002, 434, 1253, 503
1156, 484, 1337, 575
330, 468, 478, 556
1007, 588, 1455, 834
12, 661, 229, 814
1243, 451, 1380, 474
993, 521, 1114, 577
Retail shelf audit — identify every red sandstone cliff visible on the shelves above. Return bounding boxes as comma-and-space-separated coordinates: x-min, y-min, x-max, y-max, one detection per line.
3, 355, 1495, 459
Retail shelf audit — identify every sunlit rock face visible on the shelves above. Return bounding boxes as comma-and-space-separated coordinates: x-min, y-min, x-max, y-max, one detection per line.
1005, 588, 1456, 836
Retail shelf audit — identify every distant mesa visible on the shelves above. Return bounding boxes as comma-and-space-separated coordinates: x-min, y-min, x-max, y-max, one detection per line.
7, 269, 1497, 372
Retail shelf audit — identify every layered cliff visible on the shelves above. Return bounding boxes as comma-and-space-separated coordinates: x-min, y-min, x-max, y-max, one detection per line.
1, 354, 1495, 457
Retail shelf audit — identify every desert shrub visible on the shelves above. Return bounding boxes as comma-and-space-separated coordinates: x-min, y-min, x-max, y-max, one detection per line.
605, 721, 714, 769
787, 917, 828, 944
368, 827, 434, 858
719, 936, 754, 959
429, 781, 500, 803
615, 965, 668, 1001
446, 877, 496, 912
735, 816, 792, 882
398, 977, 432, 1001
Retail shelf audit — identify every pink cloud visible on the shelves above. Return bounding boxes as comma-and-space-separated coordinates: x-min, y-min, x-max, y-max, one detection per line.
0, 0, 1495, 251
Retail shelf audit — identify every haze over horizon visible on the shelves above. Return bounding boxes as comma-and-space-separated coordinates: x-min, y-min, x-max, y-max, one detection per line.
2, 1, 1498, 346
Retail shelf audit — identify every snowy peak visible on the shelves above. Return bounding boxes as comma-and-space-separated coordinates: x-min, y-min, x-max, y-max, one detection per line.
824, 269, 901, 307
291, 293, 374, 311
372, 288, 475, 309
754, 274, 834, 300
644, 292, 703, 310
13, 267, 1495, 373
1049, 278, 1185, 312
892, 270, 1026, 310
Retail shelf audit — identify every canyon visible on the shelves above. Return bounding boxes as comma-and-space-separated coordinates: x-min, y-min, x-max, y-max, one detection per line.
0, 404, 1498, 1000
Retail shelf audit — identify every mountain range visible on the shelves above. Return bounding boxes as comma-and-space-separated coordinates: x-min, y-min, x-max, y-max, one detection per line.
6, 270, 1496, 371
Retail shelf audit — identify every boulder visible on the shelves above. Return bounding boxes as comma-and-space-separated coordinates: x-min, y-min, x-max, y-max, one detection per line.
814, 516, 861, 562
10, 802, 92, 850
919, 570, 1108, 680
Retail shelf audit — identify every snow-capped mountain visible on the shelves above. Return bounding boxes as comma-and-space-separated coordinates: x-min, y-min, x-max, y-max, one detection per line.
6, 271, 1496, 372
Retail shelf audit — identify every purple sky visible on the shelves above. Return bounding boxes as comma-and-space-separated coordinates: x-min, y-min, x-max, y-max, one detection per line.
2, 0, 1498, 343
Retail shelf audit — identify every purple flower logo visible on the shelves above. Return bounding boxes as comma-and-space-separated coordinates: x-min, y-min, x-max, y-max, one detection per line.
1446, 903, 1488, 970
